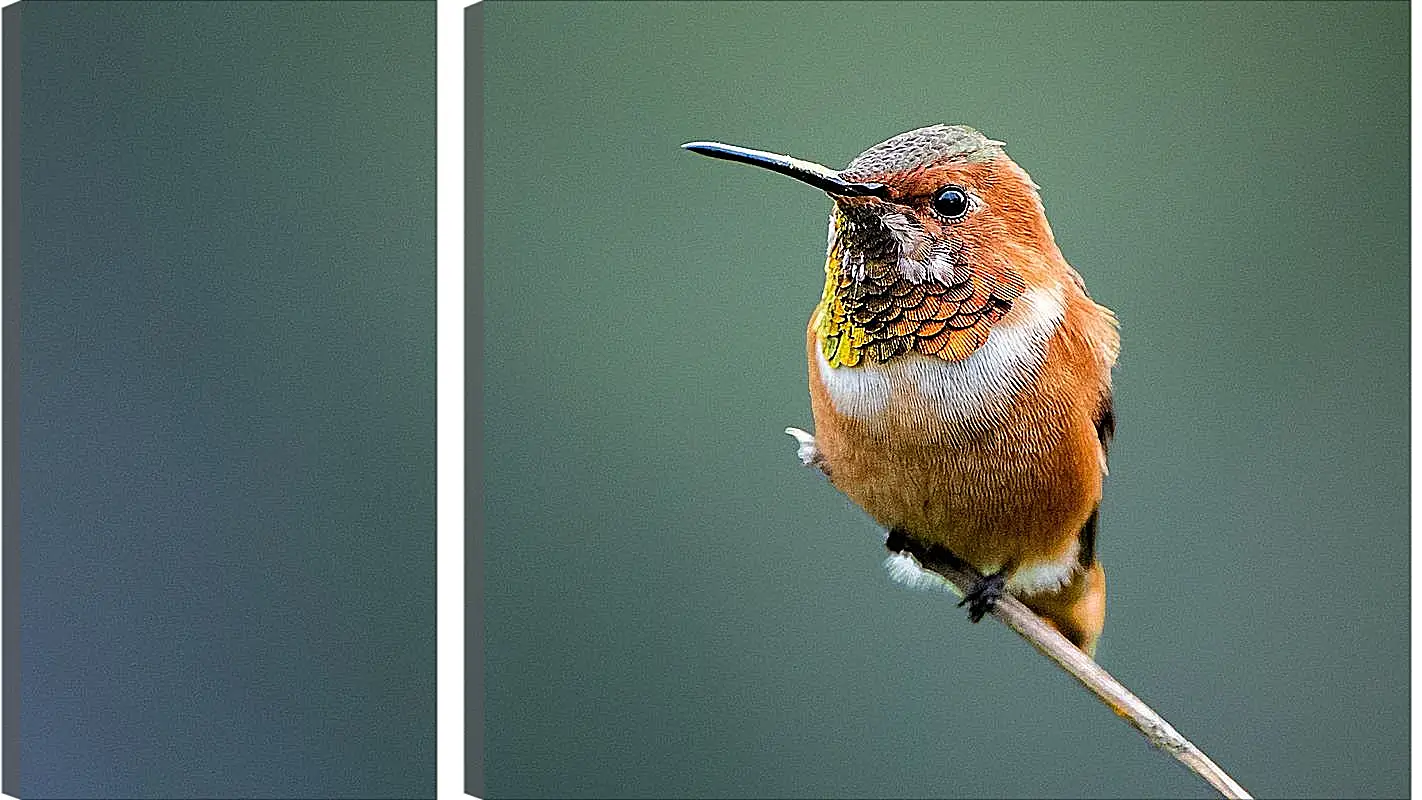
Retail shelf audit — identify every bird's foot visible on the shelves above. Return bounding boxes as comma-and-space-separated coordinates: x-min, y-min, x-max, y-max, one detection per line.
958, 571, 1007, 623
884, 528, 909, 553
785, 427, 829, 476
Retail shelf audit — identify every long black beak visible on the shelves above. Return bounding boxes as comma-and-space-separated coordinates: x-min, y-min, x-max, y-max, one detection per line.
682, 141, 888, 199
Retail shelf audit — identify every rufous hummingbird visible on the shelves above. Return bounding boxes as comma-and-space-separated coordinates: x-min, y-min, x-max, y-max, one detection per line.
685, 126, 1119, 656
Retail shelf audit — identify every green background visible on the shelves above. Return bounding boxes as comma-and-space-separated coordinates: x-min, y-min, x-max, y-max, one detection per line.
16, 2, 434, 797
480, 2, 1408, 797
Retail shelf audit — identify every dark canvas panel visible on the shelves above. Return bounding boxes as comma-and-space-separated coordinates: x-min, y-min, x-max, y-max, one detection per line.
5, 3, 436, 797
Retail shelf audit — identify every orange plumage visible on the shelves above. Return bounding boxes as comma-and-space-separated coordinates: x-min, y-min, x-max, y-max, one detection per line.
686, 126, 1119, 655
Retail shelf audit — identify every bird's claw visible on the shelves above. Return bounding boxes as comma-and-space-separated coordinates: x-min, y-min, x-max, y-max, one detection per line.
884, 528, 908, 553
958, 572, 1007, 623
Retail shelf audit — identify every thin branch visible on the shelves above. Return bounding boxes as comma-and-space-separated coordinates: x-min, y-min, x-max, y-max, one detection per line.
790, 431, 1257, 800
783, 428, 1251, 799
898, 541, 1253, 800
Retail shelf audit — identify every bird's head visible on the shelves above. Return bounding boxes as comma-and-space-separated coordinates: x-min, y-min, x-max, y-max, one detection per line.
685, 125, 1070, 365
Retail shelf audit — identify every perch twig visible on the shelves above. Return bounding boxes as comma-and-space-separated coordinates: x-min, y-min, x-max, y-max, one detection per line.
785, 427, 1251, 799
894, 536, 1251, 799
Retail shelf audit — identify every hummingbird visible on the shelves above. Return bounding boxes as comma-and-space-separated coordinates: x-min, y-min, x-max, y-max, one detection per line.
684, 126, 1119, 656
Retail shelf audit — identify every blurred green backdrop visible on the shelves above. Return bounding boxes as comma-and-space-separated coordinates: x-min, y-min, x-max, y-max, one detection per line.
16, 3, 434, 797
479, 2, 1407, 797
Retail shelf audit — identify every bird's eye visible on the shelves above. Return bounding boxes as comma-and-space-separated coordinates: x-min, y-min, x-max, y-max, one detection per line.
932, 186, 970, 220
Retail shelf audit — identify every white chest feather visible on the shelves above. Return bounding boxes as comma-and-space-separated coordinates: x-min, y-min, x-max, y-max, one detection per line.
816, 284, 1065, 431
